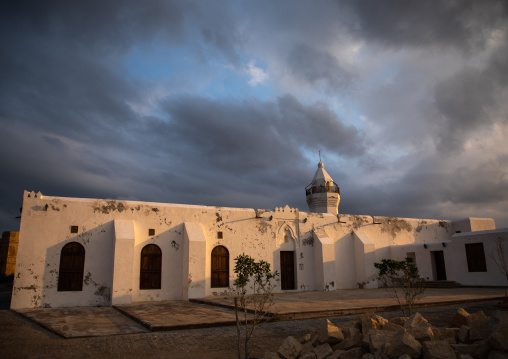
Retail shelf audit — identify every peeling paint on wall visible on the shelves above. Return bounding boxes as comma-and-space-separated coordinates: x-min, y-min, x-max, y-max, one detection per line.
93, 200, 126, 214
380, 217, 413, 238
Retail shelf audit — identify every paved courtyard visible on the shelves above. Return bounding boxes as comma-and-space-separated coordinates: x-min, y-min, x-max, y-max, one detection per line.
1, 287, 507, 358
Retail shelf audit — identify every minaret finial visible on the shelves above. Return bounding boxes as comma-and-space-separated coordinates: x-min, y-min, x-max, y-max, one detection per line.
319, 151, 321, 162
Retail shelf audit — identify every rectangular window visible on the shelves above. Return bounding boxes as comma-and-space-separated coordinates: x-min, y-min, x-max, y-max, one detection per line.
465, 243, 487, 272
148, 229, 155, 236
70, 226, 79, 233
406, 252, 416, 260
217, 232, 223, 239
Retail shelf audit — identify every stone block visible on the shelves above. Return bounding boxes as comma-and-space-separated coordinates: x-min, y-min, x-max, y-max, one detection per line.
300, 352, 317, 359
381, 322, 403, 332
408, 325, 435, 343
300, 342, 315, 356
361, 354, 374, 359
439, 328, 458, 344
277, 336, 303, 359
358, 313, 381, 334
449, 308, 470, 328
389, 317, 409, 326
488, 351, 508, 359
339, 347, 365, 359
422, 340, 457, 359
466, 311, 486, 325
328, 350, 346, 359
301, 333, 312, 343
450, 343, 479, 358
458, 326, 470, 344
404, 313, 428, 329
386, 331, 422, 359
487, 325, 508, 351
472, 340, 490, 359
369, 330, 397, 353
313, 343, 333, 359
457, 355, 474, 359
468, 317, 490, 341
316, 319, 345, 345
333, 333, 364, 351
263, 352, 281, 359
491, 310, 508, 331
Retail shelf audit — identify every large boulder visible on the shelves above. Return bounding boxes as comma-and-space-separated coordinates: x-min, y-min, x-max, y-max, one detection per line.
386, 331, 422, 359
313, 343, 333, 359
468, 316, 490, 341
458, 325, 470, 344
449, 308, 470, 328
422, 340, 457, 359
487, 325, 508, 351
300, 353, 317, 359
438, 328, 459, 344
300, 342, 315, 357
263, 352, 281, 359
491, 310, 508, 331
358, 313, 382, 334
381, 322, 404, 332
408, 324, 435, 344
404, 313, 428, 329
389, 317, 409, 326
277, 336, 303, 359
328, 350, 346, 359
333, 333, 365, 351
339, 347, 366, 359
316, 320, 345, 345
450, 343, 481, 358
488, 351, 508, 359
368, 330, 397, 353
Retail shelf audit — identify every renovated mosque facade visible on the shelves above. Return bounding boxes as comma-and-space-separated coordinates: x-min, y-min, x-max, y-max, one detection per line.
11, 162, 507, 309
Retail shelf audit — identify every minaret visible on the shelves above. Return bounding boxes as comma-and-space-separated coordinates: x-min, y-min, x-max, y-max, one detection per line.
305, 161, 340, 214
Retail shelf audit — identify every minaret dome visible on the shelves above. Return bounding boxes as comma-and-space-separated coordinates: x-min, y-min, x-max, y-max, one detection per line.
305, 161, 340, 214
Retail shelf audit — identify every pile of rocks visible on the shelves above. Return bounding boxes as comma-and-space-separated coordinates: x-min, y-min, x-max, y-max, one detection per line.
263, 308, 508, 359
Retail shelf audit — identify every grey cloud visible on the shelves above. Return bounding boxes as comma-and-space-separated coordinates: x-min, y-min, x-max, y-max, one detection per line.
287, 43, 354, 94
341, 0, 508, 52
433, 43, 508, 152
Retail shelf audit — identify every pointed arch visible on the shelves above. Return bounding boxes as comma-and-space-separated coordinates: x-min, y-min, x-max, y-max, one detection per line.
58, 242, 85, 291
140, 244, 162, 289
211, 245, 229, 288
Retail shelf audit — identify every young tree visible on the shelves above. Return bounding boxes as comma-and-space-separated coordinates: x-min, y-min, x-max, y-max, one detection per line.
374, 257, 425, 316
493, 237, 508, 283
232, 253, 279, 359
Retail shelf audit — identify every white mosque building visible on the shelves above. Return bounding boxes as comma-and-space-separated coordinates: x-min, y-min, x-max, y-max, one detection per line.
11, 162, 507, 309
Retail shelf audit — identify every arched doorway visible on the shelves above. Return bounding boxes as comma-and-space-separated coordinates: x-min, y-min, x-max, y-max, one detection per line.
211, 245, 229, 288
140, 244, 162, 289
58, 242, 85, 291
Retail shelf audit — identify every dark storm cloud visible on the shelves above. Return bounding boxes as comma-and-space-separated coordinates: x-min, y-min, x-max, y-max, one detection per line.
433, 43, 508, 152
342, 0, 508, 52
287, 43, 354, 93
155, 94, 365, 175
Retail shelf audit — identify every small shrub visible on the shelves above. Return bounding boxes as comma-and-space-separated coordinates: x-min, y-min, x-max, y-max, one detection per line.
374, 257, 425, 316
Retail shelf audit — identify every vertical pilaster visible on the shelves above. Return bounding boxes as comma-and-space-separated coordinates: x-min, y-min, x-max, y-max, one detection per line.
182, 222, 207, 299
112, 220, 135, 305
313, 228, 336, 291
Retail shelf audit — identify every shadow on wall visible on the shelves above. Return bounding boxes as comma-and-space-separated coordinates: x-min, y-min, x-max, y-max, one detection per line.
41, 222, 115, 308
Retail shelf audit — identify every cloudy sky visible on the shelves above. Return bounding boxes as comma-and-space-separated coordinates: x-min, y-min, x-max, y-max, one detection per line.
1, 0, 508, 232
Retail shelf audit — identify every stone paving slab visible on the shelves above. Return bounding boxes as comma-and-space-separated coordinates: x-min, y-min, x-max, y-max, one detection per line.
114, 300, 253, 331
14, 307, 149, 338
195, 287, 508, 320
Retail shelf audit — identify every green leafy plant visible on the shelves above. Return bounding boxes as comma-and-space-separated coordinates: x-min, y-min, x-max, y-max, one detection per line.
374, 257, 425, 316
232, 253, 279, 359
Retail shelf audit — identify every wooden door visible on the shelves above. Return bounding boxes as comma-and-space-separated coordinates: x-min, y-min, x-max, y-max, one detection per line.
433, 250, 447, 281
280, 251, 295, 290
211, 246, 229, 288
